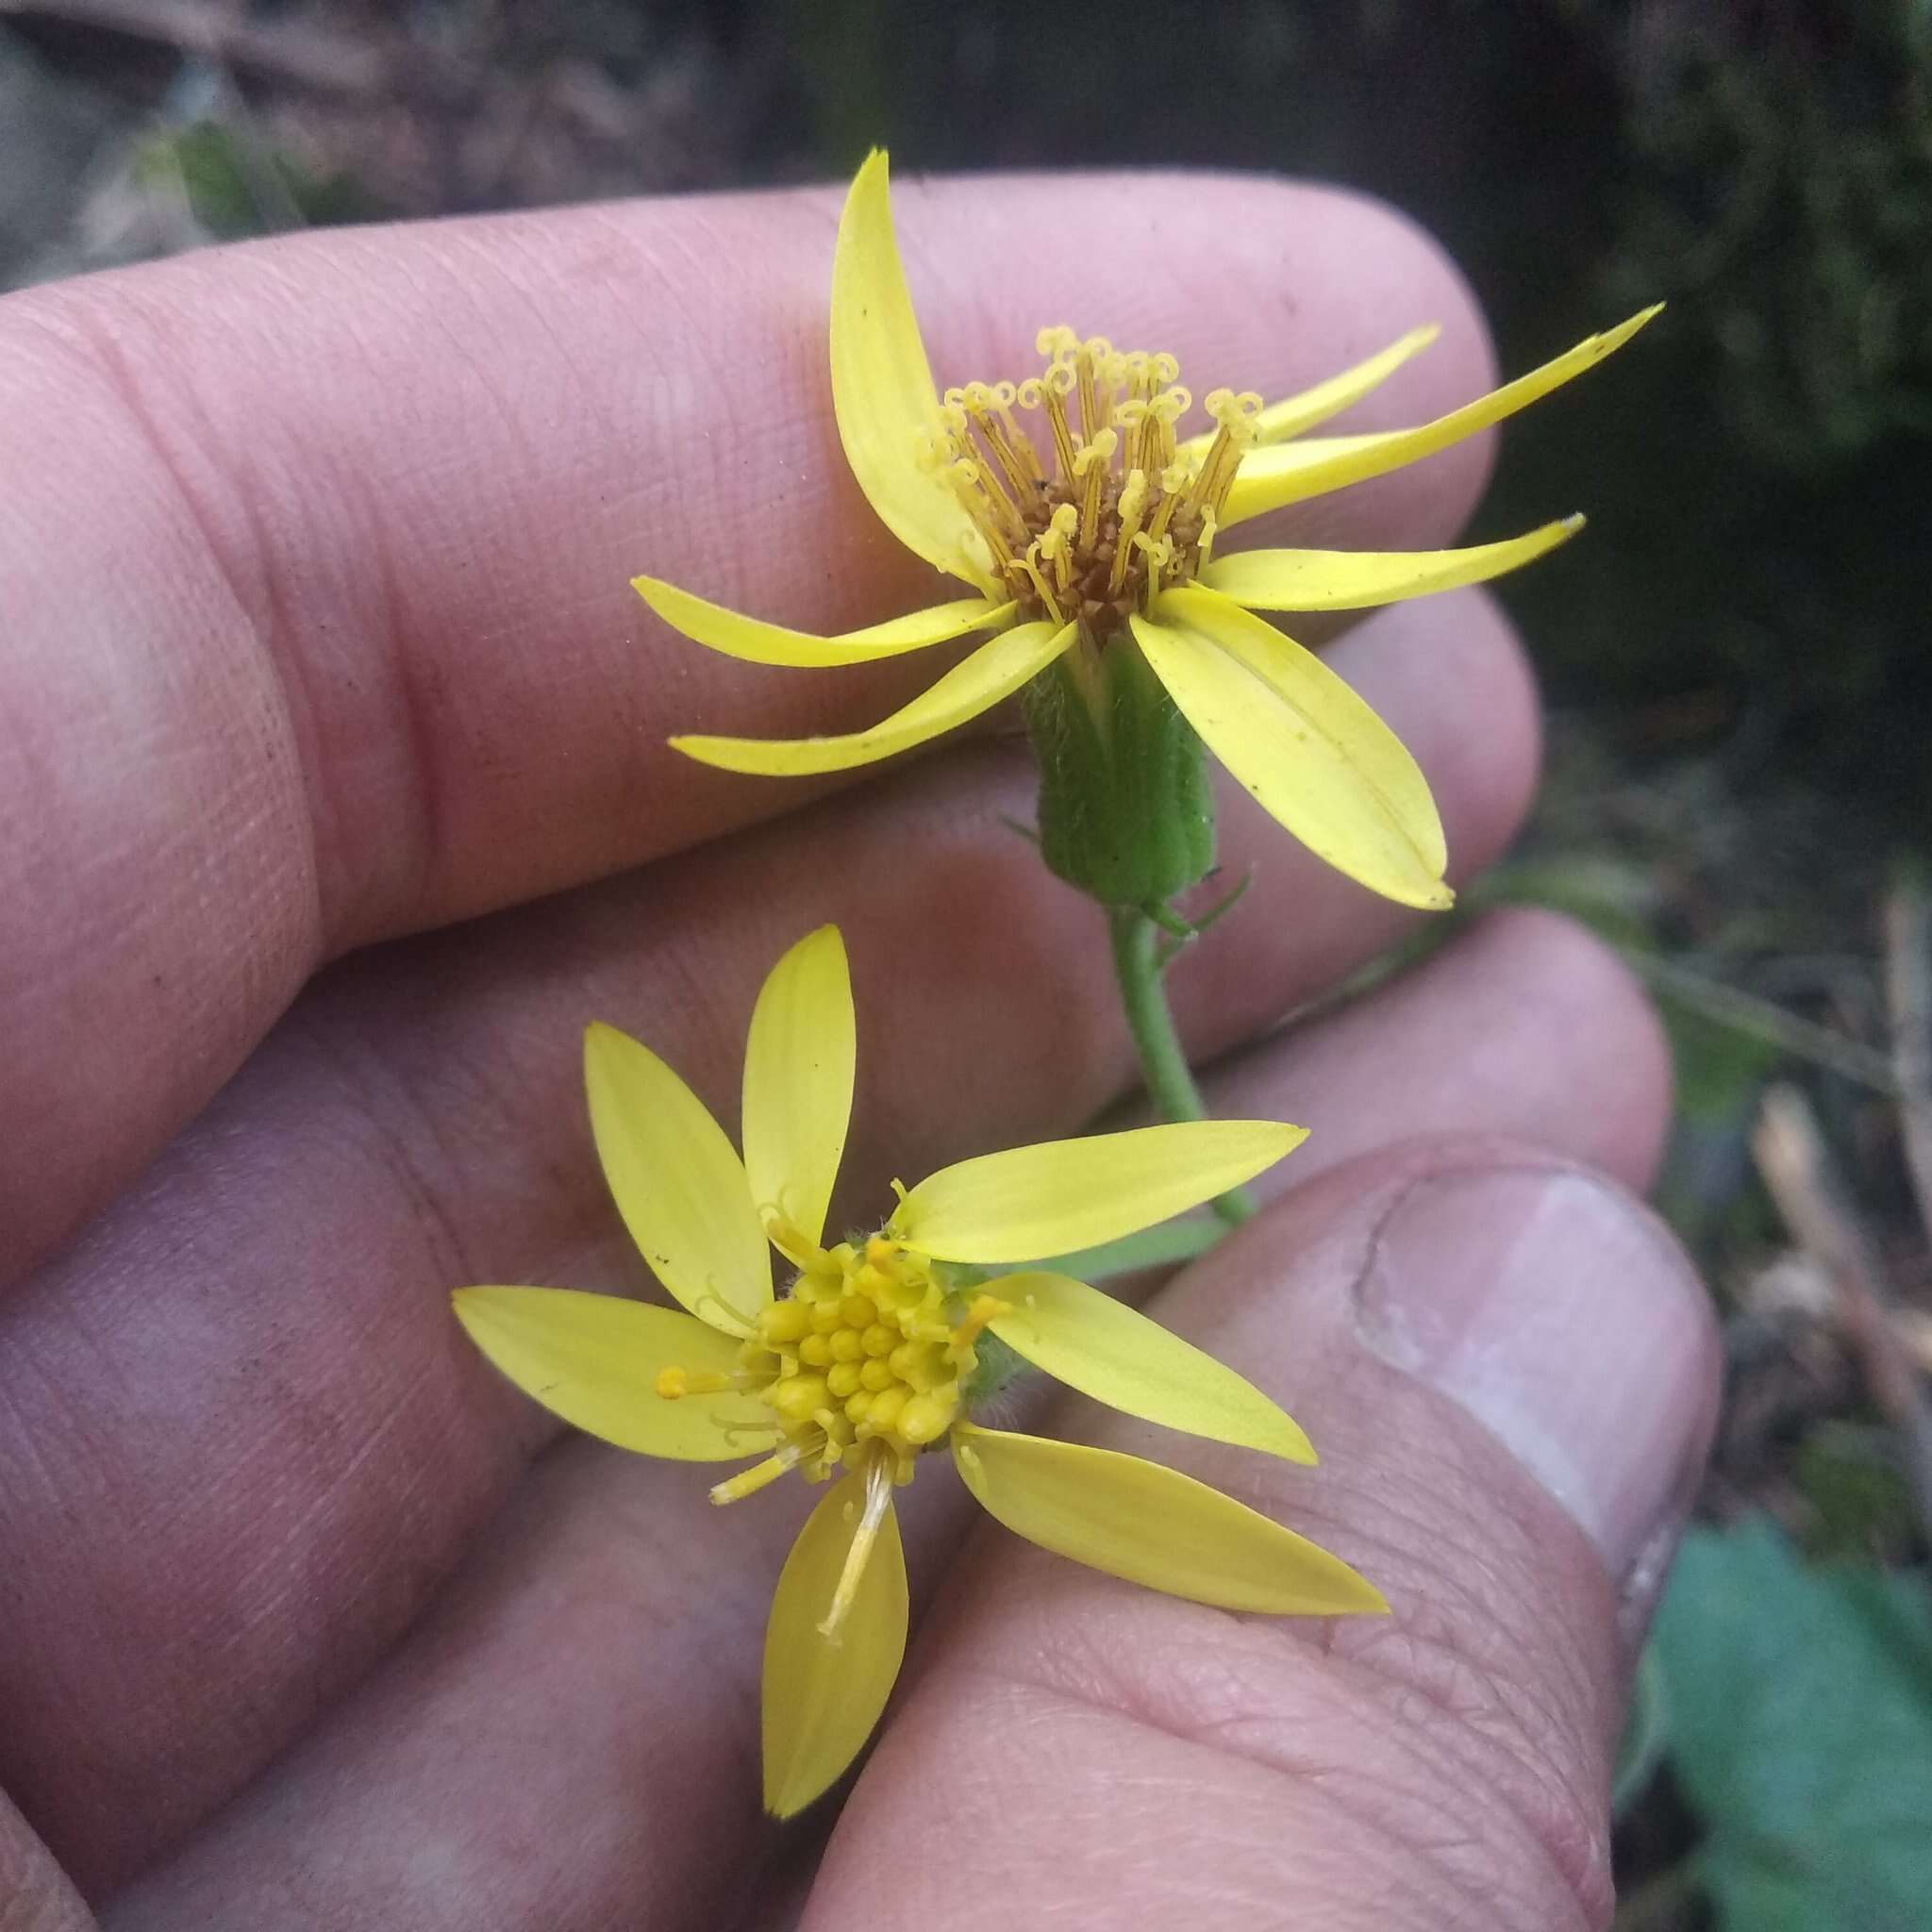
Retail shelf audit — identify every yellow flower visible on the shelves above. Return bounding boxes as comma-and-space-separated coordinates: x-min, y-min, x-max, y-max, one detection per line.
639, 151, 1658, 912
454, 925, 1382, 1818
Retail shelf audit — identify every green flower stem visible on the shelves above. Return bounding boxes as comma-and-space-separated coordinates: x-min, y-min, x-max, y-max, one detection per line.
1108, 905, 1256, 1226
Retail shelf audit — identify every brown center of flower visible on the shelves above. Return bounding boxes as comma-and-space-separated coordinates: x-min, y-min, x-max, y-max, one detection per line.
937, 329, 1260, 635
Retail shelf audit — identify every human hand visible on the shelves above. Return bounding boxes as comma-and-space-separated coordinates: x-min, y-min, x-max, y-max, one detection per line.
0, 169, 1716, 1929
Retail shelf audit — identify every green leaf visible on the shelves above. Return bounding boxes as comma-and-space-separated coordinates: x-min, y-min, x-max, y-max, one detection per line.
1653, 1520, 1932, 1930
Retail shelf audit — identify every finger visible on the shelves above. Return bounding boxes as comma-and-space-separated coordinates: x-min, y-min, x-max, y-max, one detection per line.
0, 1792, 93, 1932
1196, 905, 1674, 1194
0, 173, 1489, 1284
806, 1146, 1719, 1932
2, 586, 1535, 1891
103, 915, 1671, 1932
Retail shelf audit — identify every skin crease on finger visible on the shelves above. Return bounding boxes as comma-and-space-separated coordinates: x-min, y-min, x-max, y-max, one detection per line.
0, 170, 1496, 1291
98, 920, 1676, 1932
0, 589, 1535, 1898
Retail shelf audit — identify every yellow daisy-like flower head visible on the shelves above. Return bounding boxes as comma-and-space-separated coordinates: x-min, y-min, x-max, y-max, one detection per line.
640, 151, 1657, 913
454, 925, 1383, 1819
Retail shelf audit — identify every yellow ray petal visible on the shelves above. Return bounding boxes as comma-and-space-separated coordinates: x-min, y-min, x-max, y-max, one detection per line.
1133, 590, 1449, 910
1199, 515, 1582, 612
742, 924, 856, 1257
670, 618, 1074, 777
1176, 324, 1441, 459
762, 1465, 908, 1818
452, 1287, 774, 1458
891, 1120, 1305, 1263
830, 150, 989, 586
1220, 306, 1663, 527
953, 1424, 1386, 1614
633, 575, 1017, 668
583, 1021, 771, 1337
985, 1272, 1315, 1464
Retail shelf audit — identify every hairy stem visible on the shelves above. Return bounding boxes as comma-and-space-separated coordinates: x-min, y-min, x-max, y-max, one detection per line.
1108, 905, 1255, 1226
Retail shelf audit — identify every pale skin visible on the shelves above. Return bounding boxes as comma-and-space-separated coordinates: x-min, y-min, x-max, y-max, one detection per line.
0, 171, 1719, 1929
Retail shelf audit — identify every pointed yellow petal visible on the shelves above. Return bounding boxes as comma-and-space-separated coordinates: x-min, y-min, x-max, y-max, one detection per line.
985, 1272, 1315, 1464
583, 1022, 771, 1336
452, 1287, 774, 1459
762, 1468, 908, 1817
1220, 307, 1663, 527
1176, 324, 1441, 459
830, 150, 989, 585
670, 618, 1073, 777
892, 1120, 1305, 1263
1199, 515, 1583, 612
742, 924, 855, 1255
953, 1424, 1386, 1614
1133, 590, 1450, 910
633, 575, 1017, 668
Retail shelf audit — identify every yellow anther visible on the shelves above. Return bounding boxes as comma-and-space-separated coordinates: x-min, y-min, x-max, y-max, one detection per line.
844, 1391, 873, 1424
858, 1357, 896, 1392
808, 1302, 844, 1336
827, 1361, 863, 1399
860, 1323, 896, 1357
798, 1333, 833, 1368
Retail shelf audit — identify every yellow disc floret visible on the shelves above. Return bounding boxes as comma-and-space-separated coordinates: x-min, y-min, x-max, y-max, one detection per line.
655, 1229, 1009, 1504
936, 331, 1259, 635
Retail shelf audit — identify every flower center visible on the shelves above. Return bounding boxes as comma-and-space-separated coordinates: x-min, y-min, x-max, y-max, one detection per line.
656, 1233, 1007, 1505
937, 328, 1260, 635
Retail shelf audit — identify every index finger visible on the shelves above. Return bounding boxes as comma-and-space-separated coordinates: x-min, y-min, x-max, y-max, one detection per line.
0, 172, 1491, 1283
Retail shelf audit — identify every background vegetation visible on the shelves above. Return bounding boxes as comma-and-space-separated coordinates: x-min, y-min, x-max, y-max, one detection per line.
4, 2, 1929, 1923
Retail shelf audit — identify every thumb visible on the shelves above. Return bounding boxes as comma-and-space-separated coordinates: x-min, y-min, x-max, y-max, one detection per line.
803, 1140, 1719, 1932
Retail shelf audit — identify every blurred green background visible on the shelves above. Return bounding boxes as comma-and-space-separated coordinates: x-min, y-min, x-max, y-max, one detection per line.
4, 2, 1929, 1923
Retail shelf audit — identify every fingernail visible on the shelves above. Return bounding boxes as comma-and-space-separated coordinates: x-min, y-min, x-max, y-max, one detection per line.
1355, 1165, 1716, 1582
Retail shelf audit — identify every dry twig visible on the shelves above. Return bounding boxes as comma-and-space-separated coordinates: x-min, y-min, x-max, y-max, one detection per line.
1884, 864, 1932, 1243
1753, 1083, 1932, 1537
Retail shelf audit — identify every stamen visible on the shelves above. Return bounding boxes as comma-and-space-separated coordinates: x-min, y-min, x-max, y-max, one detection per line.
1074, 336, 1115, 441
1039, 503, 1079, 596
709, 1438, 810, 1506
950, 1292, 1012, 1352
1196, 505, 1220, 574
694, 1285, 758, 1337
1073, 427, 1118, 549
1108, 466, 1151, 597
818, 1443, 895, 1640
959, 382, 1043, 510
1034, 361, 1079, 478
655, 1366, 755, 1399
1018, 538, 1066, 625
1132, 532, 1176, 610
